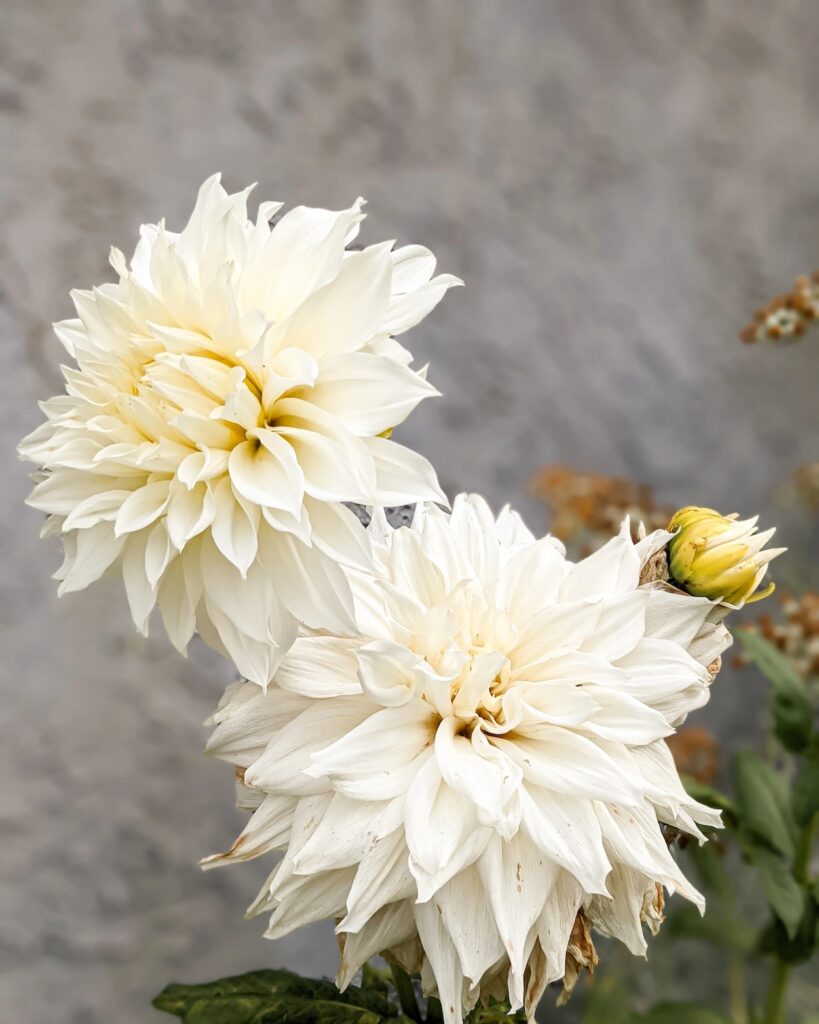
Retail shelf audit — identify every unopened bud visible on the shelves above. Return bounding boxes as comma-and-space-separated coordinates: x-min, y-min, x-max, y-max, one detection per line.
667, 506, 785, 605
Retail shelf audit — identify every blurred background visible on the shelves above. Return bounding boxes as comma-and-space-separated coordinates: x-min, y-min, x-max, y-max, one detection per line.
2, 2, 818, 1021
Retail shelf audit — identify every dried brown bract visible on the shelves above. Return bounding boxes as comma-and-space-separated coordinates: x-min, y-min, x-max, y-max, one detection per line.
740, 271, 819, 343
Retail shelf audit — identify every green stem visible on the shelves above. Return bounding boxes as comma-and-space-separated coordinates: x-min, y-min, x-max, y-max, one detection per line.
762, 959, 791, 1024
389, 963, 421, 1022
761, 812, 817, 1024
794, 810, 818, 885
711, 852, 749, 1024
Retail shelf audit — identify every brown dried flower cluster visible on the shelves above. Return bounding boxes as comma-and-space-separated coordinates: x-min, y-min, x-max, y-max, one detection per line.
527, 464, 672, 554
667, 726, 720, 785
740, 271, 819, 343
735, 592, 819, 681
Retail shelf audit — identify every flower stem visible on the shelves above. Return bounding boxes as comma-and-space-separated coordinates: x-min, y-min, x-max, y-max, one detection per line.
794, 810, 818, 885
761, 812, 817, 1024
762, 959, 791, 1024
390, 963, 422, 1022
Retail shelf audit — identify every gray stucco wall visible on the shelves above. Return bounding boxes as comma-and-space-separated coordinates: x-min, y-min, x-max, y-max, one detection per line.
2, 3, 818, 1021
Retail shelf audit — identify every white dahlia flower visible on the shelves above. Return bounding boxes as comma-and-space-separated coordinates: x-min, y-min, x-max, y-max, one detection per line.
205, 495, 732, 1022
19, 175, 459, 684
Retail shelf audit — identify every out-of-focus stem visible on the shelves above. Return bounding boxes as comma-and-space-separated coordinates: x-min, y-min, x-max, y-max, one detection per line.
762, 812, 817, 1024
390, 963, 421, 1022
763, 959, 791, 1024
711, 853, 748, 1024
794, 810, 817, 885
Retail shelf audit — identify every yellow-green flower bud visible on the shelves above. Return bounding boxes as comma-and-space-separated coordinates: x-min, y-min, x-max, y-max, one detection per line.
667, 506, 785, 605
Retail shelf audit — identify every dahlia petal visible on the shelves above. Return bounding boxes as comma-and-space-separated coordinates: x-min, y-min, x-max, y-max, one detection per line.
165, 480, 216, 549
62, 488, 134, 531
260, 347, 320, 411
341, 829, 416, 933
276, 636, 362, 699
303, 498, 372, 571
644, 585, 712, 647
495, 730, 644, 804
29, 472, 126, 517
365, 435, 447, 505
228, 436, 304, 514
113, 480, 172, 536
580, 590, 649, 661
496, 536, 565, 623
383, 273, 462, 336
207, 684, 310, 766
264, 867, 355, 940
389, 244, 436, 292
337, 901, 416, 990
559, 525, 641, 601
247, 699, 374, 794
308, 352, 439, 436
434, 716, 521, 825
357, 640, 426, 707
207, 478, 259, 575
252, 201, 365, 321
307, 702, 433, 782
122, 532, 157, 633
616, 638, 709, 718
535, 873, 585, 984
280, 242, 393, 359
260, 531, 356, 634
436, 867, 506, 986
57, 523, 125, 595
477, 832, 557, 1007
201, 793, 296, 868
586, 865, 655, 955
294, 794, 403, 874
583, 686, 674, 744
406, 755, 492, 902
449, 494, 502, 586
156, 555, 196, 653
520, 787, 611, 894
413, 899, 467, 1024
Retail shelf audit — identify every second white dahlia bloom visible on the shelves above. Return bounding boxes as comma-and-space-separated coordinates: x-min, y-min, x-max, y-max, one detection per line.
206, 495, 731, 1022
19, 175, 458, 684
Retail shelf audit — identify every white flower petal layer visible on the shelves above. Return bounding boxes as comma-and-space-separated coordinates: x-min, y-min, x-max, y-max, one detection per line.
19, 175, 459, 683
206, 496, 731, 1022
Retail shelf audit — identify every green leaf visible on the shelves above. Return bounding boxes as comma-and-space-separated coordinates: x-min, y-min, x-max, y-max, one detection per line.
735, 631, 813, 752
681, 775, 737, 822
666, 903, 754, 951
734, 751, 797, 858
749, 846, 805, 940
793, 752, 819, 827
758, 895, 817, 965
153, 969, 402, 1024
636, 1002, 730, 1024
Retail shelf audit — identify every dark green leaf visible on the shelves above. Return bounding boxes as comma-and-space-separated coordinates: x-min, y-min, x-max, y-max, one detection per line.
792, 753, 819, 827
736, 631, 813, 752
681, 775, 737, 822
734, 751, 797, 858
636, 1002, 729, 1024
749, 846, 805, 940
360, 965, 390, 998
666, 903, 754, 951
758, 895, 817, 965
153, 969, 401, 1024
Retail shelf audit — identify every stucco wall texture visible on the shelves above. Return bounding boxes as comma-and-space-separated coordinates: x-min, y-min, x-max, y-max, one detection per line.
2, 3, 818, 1021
